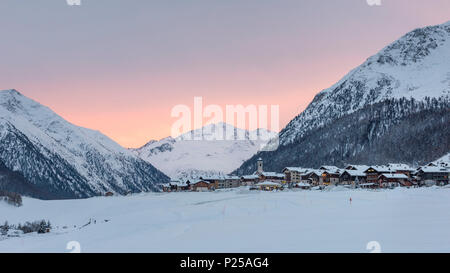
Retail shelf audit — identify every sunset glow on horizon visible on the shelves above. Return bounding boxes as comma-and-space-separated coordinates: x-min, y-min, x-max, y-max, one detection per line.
1, 0, 449, 148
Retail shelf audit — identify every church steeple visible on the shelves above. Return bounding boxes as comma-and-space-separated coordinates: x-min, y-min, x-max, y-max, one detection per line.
257, 158, 263, 174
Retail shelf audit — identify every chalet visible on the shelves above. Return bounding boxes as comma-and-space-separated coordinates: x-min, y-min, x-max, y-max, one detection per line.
225, 176, 241, 188
321, 171, 341, 185
200, 176, 225, 189
202, 175, 242, 189
166, 180, 191, 191
240, 175, 259, 186
416, 166, 449, 186
257, 172, 285, 183
283, 167, 310, 183
305, 170, 324, 186
339, 170, 366, 186
364, 166, 392, 184
190, 180, 214, 192
378, 173, 409, 188
105, 192, 114, 197
255, 181, 282, 191
298, 171, 315, 185
387, 163, 415, 178
161, 183, 171, 192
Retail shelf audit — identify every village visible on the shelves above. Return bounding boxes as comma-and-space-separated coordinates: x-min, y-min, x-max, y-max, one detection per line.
161, 158, 450, 192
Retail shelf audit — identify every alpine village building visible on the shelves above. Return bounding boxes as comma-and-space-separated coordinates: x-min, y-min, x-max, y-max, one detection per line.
161, 159, 449, 192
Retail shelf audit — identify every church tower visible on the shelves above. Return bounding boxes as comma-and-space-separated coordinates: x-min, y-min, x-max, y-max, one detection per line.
257, 158, 263, 174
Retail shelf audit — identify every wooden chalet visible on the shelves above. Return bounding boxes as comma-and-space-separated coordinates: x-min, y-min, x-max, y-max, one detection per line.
339, 170, 366, 186
378, 173, 409, 188
169, 180, 191, 191
240, 175, 259, 186
415, 166, 449, 186
387, 163, 415, 178
225, 176, 241, 188
321, 171, 341, 185
190, 179, 214, 192
257, 172, 285, 183
364, 166, 392, 184
161, 183, 172, 192
200, 176, 225, 190
304, 170, 324, 186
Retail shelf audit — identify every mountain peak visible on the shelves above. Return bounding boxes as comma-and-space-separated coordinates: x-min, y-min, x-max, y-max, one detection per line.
132, 122, 277, 179
0, 89, 25, 103
280, 21, 450, 145
369, 20, 450, 66
1, 89, 21, 95
0, 90, 170, 199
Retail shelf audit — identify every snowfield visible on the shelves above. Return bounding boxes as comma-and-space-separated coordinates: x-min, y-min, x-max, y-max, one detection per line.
1, 187, 450, 253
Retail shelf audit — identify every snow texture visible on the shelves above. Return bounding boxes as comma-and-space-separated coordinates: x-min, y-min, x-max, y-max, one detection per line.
131, 122, 276, 179
1, 187, 450, 252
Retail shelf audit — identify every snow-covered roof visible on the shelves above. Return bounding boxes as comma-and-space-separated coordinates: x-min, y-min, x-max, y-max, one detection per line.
306, 170, 324, 176
241, 175, 259, 179
200, 175, 227, 181
283, 167, 309, 173
387, 163, 414, 171
417, 166, 449, 173
322, 169, 342, 175
341, 170, 366, 177
170, 181, 189, 187
365, 165, 392, 173
345, 164, 370, 171
320, 165, 339, 171
379, 173, 409, 179
226, 175, 241, 180
259, 172, 285, 178
296, 182, 311, 187
189, 179, 210, 185
256, 181, 282, 186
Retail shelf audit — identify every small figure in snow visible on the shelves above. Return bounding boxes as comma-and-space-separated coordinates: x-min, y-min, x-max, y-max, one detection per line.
350, 197, 352, 204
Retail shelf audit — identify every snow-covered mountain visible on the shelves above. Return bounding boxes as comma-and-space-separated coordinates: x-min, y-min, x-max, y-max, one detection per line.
131, 122, 276, 179
235, 21, 450, 174
280, 20, 450, 145
0, 89, 169, 199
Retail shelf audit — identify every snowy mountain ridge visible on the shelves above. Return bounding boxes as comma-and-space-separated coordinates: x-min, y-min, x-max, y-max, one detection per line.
0, 89, 169, 199
235, 21, 450, 174
280, 20, 450, 145
131, 122, 277, 179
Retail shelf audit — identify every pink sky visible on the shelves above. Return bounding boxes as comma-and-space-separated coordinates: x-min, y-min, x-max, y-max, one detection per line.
0, 1, 449, 147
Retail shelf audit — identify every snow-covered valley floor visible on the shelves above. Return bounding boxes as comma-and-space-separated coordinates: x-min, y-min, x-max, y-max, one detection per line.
1, 187, 450, 253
